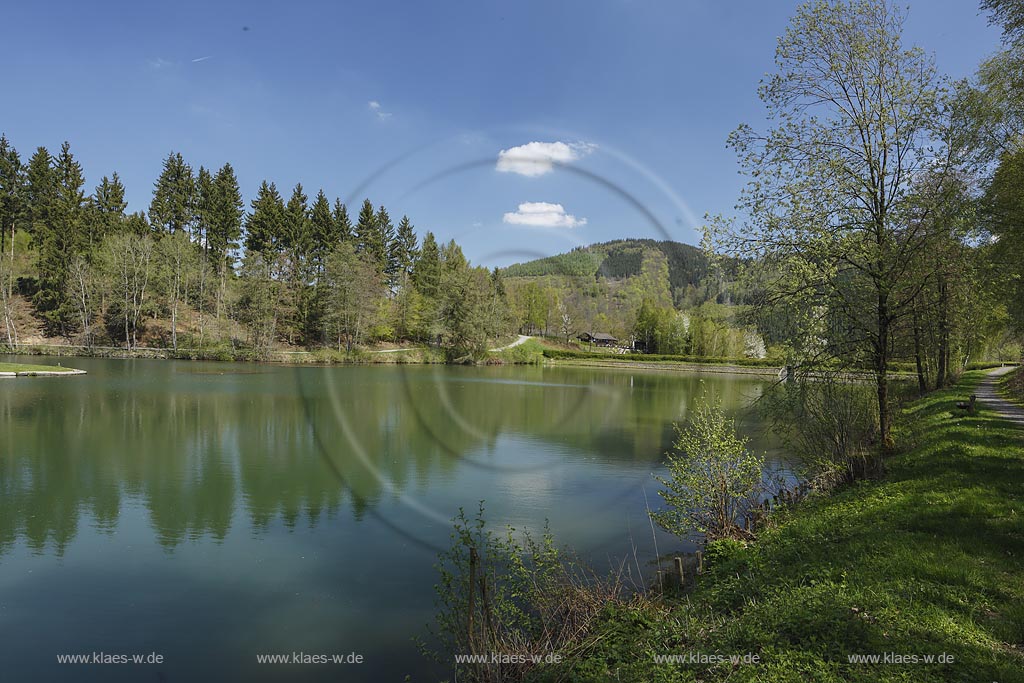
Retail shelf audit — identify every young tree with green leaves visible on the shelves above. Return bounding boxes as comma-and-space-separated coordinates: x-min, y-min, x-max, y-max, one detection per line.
652, 393, 767, 540
99, 231, 154, 349
712, 0, 949, 447
324, 241, 383, 352
155, 231, 201, 352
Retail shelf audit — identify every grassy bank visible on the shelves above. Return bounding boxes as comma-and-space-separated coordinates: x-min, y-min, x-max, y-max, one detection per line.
1003, 367, 1024, 406
550, 372, 1024, 682
0, 362, 81, 374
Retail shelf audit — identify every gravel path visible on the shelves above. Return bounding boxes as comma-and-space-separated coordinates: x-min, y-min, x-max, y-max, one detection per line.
490, 335, 532, 352
977, 366, 1024, 430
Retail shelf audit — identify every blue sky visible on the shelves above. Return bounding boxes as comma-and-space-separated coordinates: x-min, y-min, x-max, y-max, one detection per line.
2, 0, 1003, 267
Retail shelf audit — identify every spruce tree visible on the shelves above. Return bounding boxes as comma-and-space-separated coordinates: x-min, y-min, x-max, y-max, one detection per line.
413, 231, 441, 300
209, 163, 243, 273
149, 151, 195, 235
88, 173, 127, 252
354, 198, 378, 261
393, 215, 419, 285
283, 183, 311, 256
375, 205, 396, 278
245, 181, 286, 254
309, 189, 334, 275
35, 141, 87, 331
332, 199, 353, 243
25, 147, 55, 236
194, 166, 215, 251
0, 135, 24, 256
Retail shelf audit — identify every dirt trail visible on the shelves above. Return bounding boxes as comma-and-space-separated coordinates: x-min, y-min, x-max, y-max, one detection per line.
976, 367, 1024, 430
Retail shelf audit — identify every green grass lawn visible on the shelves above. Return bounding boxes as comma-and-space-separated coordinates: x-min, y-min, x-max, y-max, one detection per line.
0, 362, 78, 373
556, 371, 1024, 682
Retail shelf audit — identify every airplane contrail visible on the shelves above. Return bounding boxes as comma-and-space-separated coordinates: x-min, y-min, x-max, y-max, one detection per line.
192, 55, 213, 63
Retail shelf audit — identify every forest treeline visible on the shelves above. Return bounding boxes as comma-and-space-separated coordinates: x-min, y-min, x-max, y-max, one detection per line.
0, 143, 513, 360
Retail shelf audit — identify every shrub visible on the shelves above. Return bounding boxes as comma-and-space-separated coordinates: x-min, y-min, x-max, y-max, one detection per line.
770, 378, 881, 489
428, 505, 634, 682
652, 395, 767, 540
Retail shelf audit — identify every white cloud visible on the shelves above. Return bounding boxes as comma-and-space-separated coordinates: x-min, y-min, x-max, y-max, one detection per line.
368, 100, 392, 120
502, 202, 586, 229
148, 57, 175, 69
496, 141, 596, 177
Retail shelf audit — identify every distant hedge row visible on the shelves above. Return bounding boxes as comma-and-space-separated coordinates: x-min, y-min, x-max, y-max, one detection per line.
541, 348, 781, 367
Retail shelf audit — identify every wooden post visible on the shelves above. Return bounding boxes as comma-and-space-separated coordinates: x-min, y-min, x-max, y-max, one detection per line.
969, 394, 977, 415
468, 547, 478, 653
696, 551, 704, 574
478, 575, 495, 647
655, 570, 664, 592
674, 556, 685, 587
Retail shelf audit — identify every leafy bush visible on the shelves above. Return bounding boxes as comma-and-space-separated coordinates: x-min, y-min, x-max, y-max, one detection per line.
769, 378, 881, 488
652, 395, 768, 540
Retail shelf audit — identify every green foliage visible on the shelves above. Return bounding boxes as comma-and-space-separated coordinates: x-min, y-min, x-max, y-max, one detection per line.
430, 505, 634, 683
767, 378, 881, 488
540, 347, 780, 367
652, 394, 767, 539
560, 373, 1024, 681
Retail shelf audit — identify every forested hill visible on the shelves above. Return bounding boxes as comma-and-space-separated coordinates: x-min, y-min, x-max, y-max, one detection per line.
502, 239, 715, 298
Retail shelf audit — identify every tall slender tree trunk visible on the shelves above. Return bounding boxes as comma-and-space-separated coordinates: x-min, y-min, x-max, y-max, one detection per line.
876, 293, 892, 450
913, 302, 927, 395
936, 276, 949, 389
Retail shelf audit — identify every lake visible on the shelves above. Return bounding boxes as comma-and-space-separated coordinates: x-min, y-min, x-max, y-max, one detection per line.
0, 356, 786, 681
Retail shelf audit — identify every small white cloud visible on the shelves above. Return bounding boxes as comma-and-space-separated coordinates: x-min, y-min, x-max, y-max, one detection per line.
148, 57, 175, 69
502, 202, 586, 229
191, 55, 213, 63
496, 141, 596, 177
368, 100, 392, 120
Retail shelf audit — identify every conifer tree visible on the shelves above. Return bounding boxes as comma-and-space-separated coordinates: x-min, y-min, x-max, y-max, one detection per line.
89, 173, 128, 251
375, 205, 396, 279
354, 198, 378, 261
245, 181, 286, 255
413, 231, 442, 300
149, 152, 195, 235
35, 141, 87, 331
283, 183, 311, 256
194, 166, 215, 251
0, 135, 24, 257
389, 214, 417, 288
208, 163, 243, 274
332, 199, 353, 243
309, 189, 334, 276
25, 147, 55, 236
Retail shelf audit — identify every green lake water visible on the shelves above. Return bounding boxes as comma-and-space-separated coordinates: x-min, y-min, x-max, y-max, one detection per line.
0, 356, 787, 681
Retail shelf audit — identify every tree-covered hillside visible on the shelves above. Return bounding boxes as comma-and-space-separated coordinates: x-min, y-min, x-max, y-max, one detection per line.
502, 238, 745, 308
